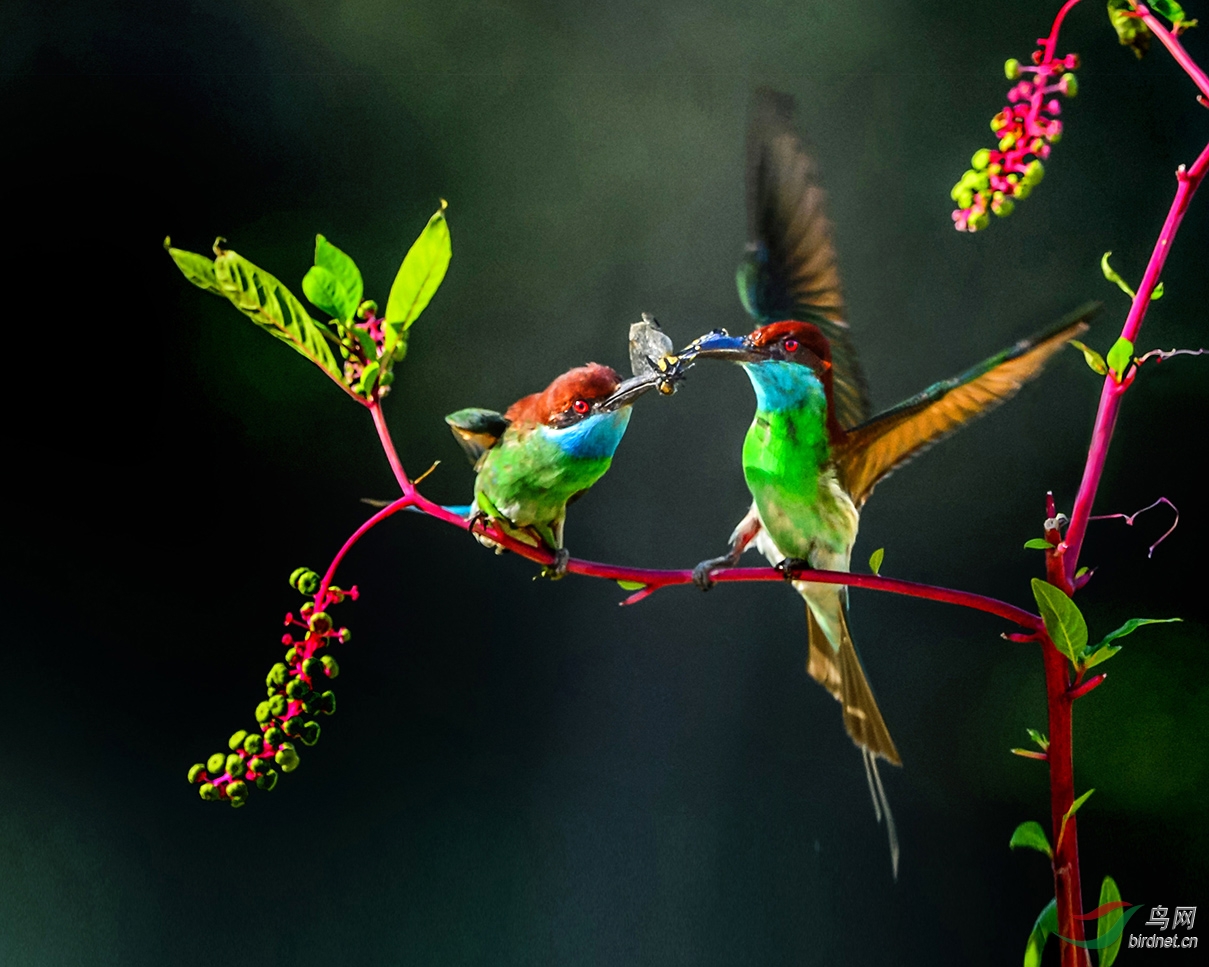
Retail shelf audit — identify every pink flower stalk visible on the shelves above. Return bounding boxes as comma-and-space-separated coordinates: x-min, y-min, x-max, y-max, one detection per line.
186, 569, 350, 805
951, 47, 1079, 231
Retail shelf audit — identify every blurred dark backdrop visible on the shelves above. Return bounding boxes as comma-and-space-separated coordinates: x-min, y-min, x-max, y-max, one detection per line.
2, 1, 1206, 964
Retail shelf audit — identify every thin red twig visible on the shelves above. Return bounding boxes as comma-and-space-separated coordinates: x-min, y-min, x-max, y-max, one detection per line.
1089, 496, 1179, 557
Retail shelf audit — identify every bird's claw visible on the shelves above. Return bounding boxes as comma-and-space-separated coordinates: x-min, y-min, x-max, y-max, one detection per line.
539, 548, 571, 580
776, 557, 809, 581
692, 554, 735, 590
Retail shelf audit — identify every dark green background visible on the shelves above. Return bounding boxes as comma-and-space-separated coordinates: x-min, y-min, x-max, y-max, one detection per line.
3, 0, 1206, 963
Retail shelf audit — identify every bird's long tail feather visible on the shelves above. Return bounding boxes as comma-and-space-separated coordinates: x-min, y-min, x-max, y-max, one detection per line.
862, 747, 899, 879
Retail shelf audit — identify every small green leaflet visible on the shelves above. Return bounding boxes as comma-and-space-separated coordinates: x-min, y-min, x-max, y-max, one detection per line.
384, 201, 452, 357
1149, 0, 1197, 31
617, 580, 646, 591
1100, 251, 1135, 298
315, 235, 363, 310
1031, 578, 1088, 664
359, 361, 381, 396
1009, 820, 1053, 858
1075, 566, 1090, 578
1027, 728, 1049, 751
302, 237, 364, 324
165, 239, 222, 295
1068, 339, 1108, 376
1106, 337, 1134, 382
1108, 0, 1152, 58
1098, 876, 1125, 967
1056, 788, 1094, 852
1024, 898, 1058, 967
868, 548, 884, 575
1024, 538, 1052, 550
1152, 281, 1164, 300
1082, 616, 1181, 667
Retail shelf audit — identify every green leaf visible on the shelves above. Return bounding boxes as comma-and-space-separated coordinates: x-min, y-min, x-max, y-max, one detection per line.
1057, 788, 1094, 850
1082, 617, 1180, 667
1031, 578, 1088, 664
1069, 339, 1108, 376
211, 245, 345, 388
1009, 820, 1053, 858
868, 547, 884, 575
1108, 0, 1152, 58
1083, 643, 1122, 669
1100, 251, 1135, 298
1150, 0, 1191, 28
616, 580, 646, 591
1151, 281, 1164, 300
1099, 876, 1125, 967
1024, 538, 1052, 550
384, 201, 452, 356
165, 240, 222, 295
314, 235, 363, 312
1106, 337, 1134, 380
302, 264, 358, 324
359, 360, 380, 396
1075, 566, 1090, 578
1027, 728, 1049, 751
1024, 898, 1058, 967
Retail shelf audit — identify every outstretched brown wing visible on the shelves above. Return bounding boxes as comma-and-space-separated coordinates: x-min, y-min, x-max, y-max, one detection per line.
743, 88, 869, 428
445, 407, 510, 467
836, 303, 1099, 507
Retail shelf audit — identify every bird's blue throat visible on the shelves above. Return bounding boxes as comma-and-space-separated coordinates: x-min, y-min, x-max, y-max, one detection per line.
540, 407, 633, 460
742, 359, 827, 414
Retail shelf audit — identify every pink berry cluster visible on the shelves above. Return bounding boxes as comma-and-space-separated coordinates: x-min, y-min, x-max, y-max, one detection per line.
951, 48, 1080, 231
186, 568, 350, 806
340, 301, 396, 398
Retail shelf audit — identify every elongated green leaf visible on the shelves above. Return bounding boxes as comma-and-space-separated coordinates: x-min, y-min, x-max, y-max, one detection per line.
166, 240, 222, 295
212, 246, 344, 386
1083, 643, 1121, 669
1024, 898, 1058, 967
1031, 579, 1088, 664
302, 264, 357, 323
1092, 616, 1181, 651
1100, 252, 1135, 298
1024, 538, 1052, 550
868, 548, 884, 575
314, 235, 363, 312
385, 202, 451, 355
1027, 728, 1049, 751
617, 580, 646, 591
1069, 339, 1108, 376
1009, 820, 1053, 858
1106, 337, 1133, 381
1099, 876, 1124, 967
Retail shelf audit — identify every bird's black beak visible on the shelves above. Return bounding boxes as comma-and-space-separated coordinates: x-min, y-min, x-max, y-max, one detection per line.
677, 329, 768, 363
599, 374, 664, 411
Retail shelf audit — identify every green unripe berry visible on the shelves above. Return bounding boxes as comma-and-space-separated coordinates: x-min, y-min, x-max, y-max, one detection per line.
968, 211, 991, 232
285, 647, 297, 663
302, 658, 323, 680
282, 717, 301, 737
188, 763, 206, 784
356, 299, 378, 320
226, 780, 248, 802
1016, 182, 1032, 199
1061, 72, 1077, 97
268, 694, 287, 716
230, 798, 247, 809
337, 627, 352, 643
225, 753, 244, 777
319, 690, 337, 715
286, 678, 311, 700
255, 701, 273, 724
308, 611, 332, 634
957, 189, 974, 210
264, 727, 285, 747
971, 149, 991, 170
248, 757, 266, 774
228, 730, 248, 751
300, 721, 322, 747
243, 733, 264, 756
199, 782, 220, 801
992, 197, 1015, 217
289, 567, 320, 595
1004, 58, 1021, 79
321, 655, 340, 679
267, 663, 289, 688
275, 744, 300, 772
207, 752, 226, 774
998, 133, 1016, 153
257, 769, 279, 791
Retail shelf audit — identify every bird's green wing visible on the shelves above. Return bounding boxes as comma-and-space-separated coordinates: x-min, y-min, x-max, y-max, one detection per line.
445, 407, 510, 466
742, 87, 869, 428
836, 303, 1099, 507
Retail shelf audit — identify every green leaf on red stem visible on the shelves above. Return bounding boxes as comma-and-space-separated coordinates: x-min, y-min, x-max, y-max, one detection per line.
1026, 728, 1049, 751
1023, 898, 1058, 967
1069, 338, 1108, 376
1106, 337, 1134, 381
1081, 616, 1181, 667
315, 235, 363, 315
1023, 538, 1052, 550
1099, 876, 1125, 967
868, 547, 884, 574
616, 580, 646, 591
1148, 0, 1197, 32
1009, 820, 1053, 858
1108, 0, 1152, 58
384, 201, 451, 357
1031, 578, 1088, 664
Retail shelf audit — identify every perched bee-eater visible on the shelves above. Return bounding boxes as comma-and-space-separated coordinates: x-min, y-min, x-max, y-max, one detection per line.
446, 363, 668, 576
684, 89, 1096, 874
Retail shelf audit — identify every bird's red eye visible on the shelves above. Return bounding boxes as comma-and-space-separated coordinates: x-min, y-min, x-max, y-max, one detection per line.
572, 399, 590, 415
784, 338, 800, 353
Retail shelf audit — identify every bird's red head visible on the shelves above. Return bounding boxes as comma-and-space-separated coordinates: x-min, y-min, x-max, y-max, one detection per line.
749, 320, 844, 440
505, 363, 624, 426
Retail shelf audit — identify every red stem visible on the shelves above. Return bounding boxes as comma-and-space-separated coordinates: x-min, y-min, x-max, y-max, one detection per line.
1063, 139, 1209, 581
371, 401, 411, 492
1135, 4, 1209, 100
1041, 0, 1085, 61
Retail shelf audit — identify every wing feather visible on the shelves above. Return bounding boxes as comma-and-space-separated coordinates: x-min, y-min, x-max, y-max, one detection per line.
445, 407, 510, 466
836, 303, 1099, 506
